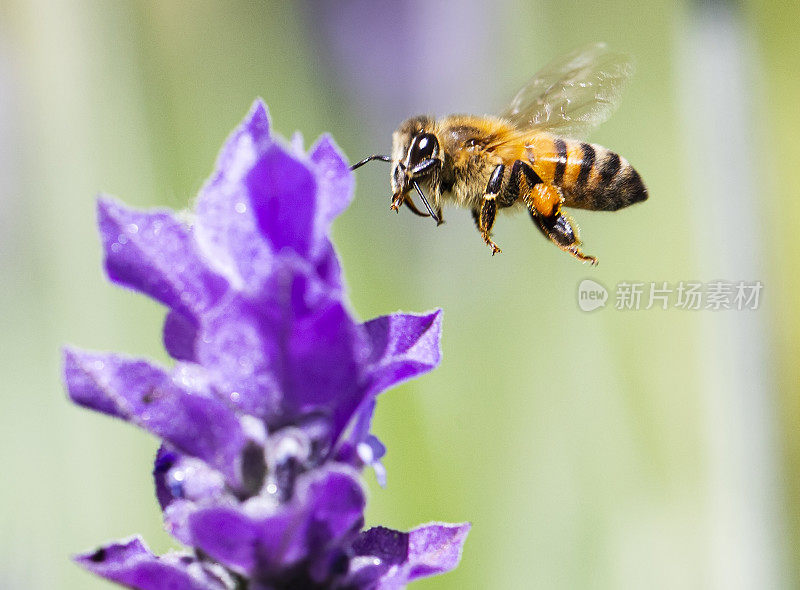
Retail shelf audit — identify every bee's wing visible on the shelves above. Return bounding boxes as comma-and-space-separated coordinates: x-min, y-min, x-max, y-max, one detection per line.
500, 43, 633, 140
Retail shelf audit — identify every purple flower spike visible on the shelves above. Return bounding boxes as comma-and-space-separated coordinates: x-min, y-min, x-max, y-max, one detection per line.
64, 99, 468, 588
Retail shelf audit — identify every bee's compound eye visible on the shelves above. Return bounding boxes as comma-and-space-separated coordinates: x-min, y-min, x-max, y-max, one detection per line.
409, 133, 438, 165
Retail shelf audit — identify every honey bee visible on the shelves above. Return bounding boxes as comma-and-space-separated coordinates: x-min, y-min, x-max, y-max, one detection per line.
351, 43, 648, 265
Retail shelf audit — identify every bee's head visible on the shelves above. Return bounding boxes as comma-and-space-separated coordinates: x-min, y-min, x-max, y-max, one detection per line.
390, 116, 441, 196
350, 115, 443, 223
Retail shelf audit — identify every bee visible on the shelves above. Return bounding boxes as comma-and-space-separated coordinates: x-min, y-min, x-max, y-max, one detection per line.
351, 43, 648, 265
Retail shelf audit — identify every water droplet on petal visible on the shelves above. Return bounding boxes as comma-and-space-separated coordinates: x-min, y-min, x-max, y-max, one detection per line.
235, 202, 247, 214
167, 468, 186, 498
126, 223, 139, 234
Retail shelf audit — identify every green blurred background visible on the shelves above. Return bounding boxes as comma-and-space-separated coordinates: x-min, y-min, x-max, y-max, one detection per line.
1, 1, 798, 588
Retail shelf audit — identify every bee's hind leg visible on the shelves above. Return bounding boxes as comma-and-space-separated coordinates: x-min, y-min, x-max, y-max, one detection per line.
524, 182, 597, 264
530, 205, 598, 265
476, 164, 506, 255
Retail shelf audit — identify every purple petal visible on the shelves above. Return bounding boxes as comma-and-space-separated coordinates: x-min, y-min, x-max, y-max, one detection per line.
305, 468, 367, 543
195, 260, 366, 438
334, 399, 387, 485
153, 446, 232, 545
75, 536, 230, 590
63, 348, 249, 488
189, 468, 365, 578
247, 143, 317, 257
153, 445, 180, 510
305, 135, 352, 290
352, 526, 409, 566
284, 296, 364, 427
188, 507, 265, 574
194, 101, 322, 293
97, 197, 227, 320
352, 522, 470, 589
193, 294, 283, 419
311, 237, 343, 292
213, 100, 273, 183
403, 522, 471, 582
194, 103, 277, 292
363, 310, 443, 397
359, 434, 387, 487
162, 310, 198, 362
163, 498, 211, 547
308, 134, 354, 238
193, 104, 350, 297
289, 131, 306, 157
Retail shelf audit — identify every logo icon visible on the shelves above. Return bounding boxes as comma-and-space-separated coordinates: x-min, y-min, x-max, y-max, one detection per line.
577, 279, 608, 312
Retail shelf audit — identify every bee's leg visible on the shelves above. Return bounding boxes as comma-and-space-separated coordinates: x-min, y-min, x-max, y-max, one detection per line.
479, 197, 500, 255
477, 164, 505, 255
436, 206, 444, 226
501, 159, 541, 207
528, 184, 598, 265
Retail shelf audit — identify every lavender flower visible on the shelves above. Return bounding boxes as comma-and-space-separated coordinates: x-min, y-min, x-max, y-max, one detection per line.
63, 100, 469, 589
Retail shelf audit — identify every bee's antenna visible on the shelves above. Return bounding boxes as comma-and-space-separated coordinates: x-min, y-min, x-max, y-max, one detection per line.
351, 155, 391, 171
412, 181, 440, 224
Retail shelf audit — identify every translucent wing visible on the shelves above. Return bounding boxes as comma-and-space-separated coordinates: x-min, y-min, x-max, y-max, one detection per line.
500, 43, 634, 140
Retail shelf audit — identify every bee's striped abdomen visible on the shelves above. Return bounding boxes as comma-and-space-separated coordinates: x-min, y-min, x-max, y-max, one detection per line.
527, 135, 647, 212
